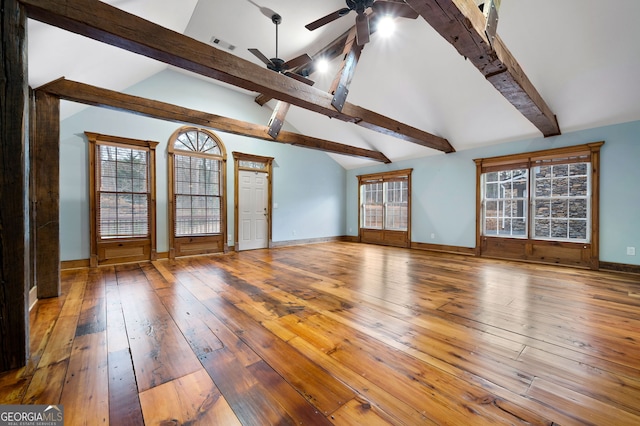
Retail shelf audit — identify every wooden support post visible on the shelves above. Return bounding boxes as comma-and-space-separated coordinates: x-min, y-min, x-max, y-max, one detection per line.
34, 91, 61, 298
0, 0, 30, 371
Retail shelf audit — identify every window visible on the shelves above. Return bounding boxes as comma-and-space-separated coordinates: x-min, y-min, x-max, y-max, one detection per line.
98, 144, 150, 238
482, 169, 528, 237
168, 127, 227, 258
86, 132, 158, 266
532, 162, 590, 241
362, 181, 384, 229
474, 142, 603, 269
174, 154, 221, 236
358, 169, 412, 248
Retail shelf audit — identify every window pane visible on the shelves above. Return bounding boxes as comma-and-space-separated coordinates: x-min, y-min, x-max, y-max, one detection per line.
484, 217, 498, 235
551, 219, 568, 239
535, 178, 551, 197
512, 218, 526, 236
569, 176, 588, 196
570, 163, 588, 176
532, 161, 590, 242
481, 169, 527, 238
534, 219, 550, 238
98, 144, 149, 239
485, 201, 498, 217
569, 199, 587, 219
569, 220, 587, 239
552, 164, 568, 177
534, 200, 550, 218
535, 165, 551, 179
362, 182, 384, 229
385, 180, 408, 231
552, 177, 569, 196
485, 182, 499, 198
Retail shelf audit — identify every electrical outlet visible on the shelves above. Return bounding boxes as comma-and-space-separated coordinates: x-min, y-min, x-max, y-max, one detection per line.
292, 230, 296, 236
430, 233, 435, 239
627, 247, 636, 256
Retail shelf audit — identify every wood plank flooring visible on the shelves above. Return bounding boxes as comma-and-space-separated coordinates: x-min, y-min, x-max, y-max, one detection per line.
2, 242, 640, 425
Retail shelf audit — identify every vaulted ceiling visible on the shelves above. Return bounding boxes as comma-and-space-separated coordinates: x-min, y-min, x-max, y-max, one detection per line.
27, 0, 640, 168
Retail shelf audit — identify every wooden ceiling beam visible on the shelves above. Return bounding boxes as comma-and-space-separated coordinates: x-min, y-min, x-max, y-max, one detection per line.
37, 78, 391, 163
404, 0, 560, 137
21, 0, 454, 153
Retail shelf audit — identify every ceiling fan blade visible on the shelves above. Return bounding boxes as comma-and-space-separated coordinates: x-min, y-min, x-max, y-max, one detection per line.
371, 1, 419, 19
283, 53, 312, 70
248, 48, 274, 67
305, 8, 352, 31
355, 14, 370, 45
284, 71, 315, 86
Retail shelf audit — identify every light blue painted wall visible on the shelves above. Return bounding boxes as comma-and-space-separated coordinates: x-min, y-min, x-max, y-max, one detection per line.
59, 68, 639, 267
59, 69, 346, 260
346, 120, 640, 266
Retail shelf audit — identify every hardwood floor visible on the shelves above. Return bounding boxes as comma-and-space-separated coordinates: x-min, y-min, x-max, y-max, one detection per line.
2, 242, 640, 425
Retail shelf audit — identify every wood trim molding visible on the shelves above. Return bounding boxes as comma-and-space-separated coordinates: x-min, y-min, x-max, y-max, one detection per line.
85, 132, 158, 266
474, 142, 604, 270
167, 126, 227, 258
232, 151, 274, 252
357, 168, 413, 248
411, 242, 476, 256
599, 262, 640, 275
61, 259, 91, 270
270, 236, 348, 248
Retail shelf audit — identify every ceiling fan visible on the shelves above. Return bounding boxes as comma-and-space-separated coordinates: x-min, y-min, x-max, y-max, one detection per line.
248, 13, 313, 85
249, 13, 315, 139
305, 0, 418, 45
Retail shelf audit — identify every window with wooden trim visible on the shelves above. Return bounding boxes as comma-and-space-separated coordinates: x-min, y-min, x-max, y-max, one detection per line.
168, 127, 227, 258
358, 169, 412, 248
474, 142, 603, 269
86, 132, 158, 266
482, 168, 529, 238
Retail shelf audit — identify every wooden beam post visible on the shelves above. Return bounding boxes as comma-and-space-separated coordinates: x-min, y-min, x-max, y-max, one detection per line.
404, 0, 560, 137
38, 78, 392, 163
33, 91, 61, 298
0, 0, 30, 371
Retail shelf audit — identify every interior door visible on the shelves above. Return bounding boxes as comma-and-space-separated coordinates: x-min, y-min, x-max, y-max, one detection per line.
238, 169, 268, 250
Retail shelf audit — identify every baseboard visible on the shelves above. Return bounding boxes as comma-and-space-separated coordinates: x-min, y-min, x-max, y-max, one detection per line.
61, 259, 90, 270
599, 261, 640, 275
270, 236, 348, 248
60, 242, 640, 274
411, 241, 476, 256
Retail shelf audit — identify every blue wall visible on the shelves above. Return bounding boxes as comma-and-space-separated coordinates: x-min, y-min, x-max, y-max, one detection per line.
346, 120, 640, 266
59, 70, 346, 260
59, 68, 639, 267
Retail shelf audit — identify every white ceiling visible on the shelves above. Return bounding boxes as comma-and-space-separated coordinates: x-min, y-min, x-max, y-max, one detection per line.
28, 0, 640, 169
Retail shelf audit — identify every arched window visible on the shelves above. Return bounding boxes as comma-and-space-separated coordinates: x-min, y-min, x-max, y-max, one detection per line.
168, 127, 227, 258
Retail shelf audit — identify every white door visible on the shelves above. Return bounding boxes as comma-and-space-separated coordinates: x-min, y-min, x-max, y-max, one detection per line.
238, 170, 268, 250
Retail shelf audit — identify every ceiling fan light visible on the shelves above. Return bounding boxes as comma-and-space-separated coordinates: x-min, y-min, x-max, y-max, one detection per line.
377, 16, 395, 38
316, 58, 330, 73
